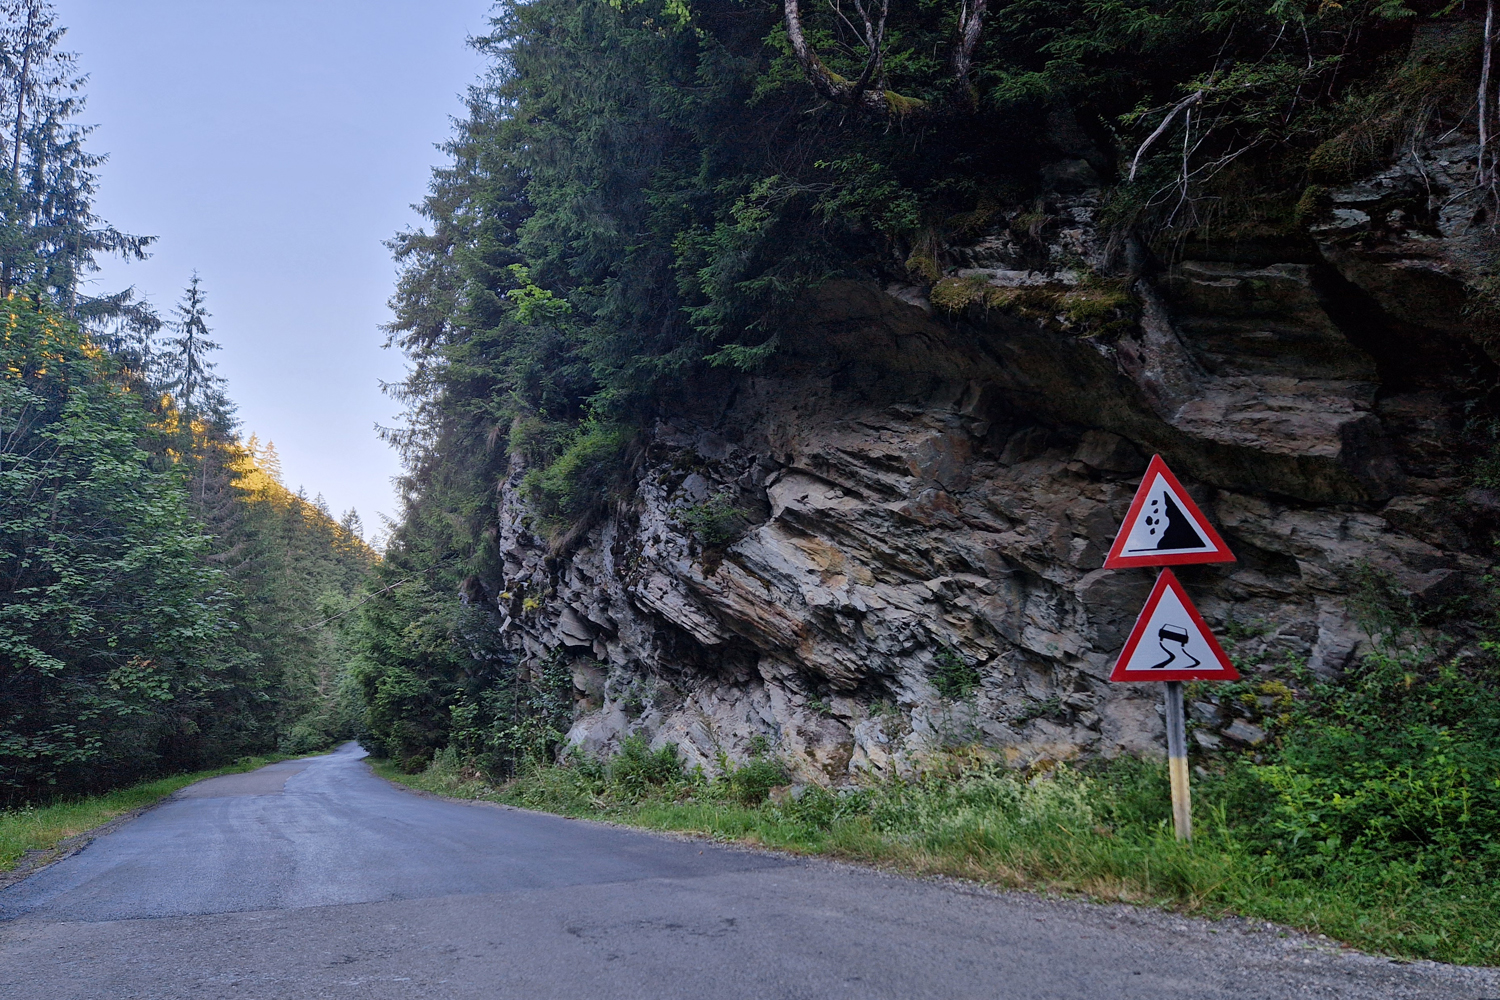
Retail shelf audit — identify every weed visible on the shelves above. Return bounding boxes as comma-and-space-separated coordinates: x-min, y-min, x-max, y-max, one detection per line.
931, 646, 981, 701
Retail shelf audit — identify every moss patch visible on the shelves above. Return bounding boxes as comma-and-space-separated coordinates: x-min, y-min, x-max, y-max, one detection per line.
931, 276, 1137, 338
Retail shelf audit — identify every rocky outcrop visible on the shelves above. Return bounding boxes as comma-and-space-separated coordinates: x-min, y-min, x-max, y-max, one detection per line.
491, 129, 1497, 784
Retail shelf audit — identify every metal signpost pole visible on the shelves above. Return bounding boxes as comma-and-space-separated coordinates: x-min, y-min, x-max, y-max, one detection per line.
1164, 679, 1191, 841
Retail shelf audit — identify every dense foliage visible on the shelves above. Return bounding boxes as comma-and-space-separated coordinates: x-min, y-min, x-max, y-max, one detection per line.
0, 2, 375, 803
384, 0, 1465, 549
0, 299, 230, 797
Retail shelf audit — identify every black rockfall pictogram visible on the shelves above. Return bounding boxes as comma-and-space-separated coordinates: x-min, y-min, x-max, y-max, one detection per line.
1105, 456, 1236, 569
1132, 492, 1207, 553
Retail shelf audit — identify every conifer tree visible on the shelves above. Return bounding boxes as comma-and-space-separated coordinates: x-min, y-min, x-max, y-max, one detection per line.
80, 287, 163, 383
258, 438, 284, 484
0, 0, 149, 306
163, 273, 232, 427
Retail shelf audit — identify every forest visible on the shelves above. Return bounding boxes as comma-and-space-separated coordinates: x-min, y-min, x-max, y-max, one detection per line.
0, 1, 373, 805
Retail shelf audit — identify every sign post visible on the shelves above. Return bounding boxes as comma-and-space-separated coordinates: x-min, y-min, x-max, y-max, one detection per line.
1164, 680, 1190, 840
1103, 456, 1238, 841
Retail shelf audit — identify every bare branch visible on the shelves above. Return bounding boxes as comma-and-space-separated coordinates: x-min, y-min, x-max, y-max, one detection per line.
786, 0, 980, 117
1480, 0, 1496, 190
1128, 91, 1204, 181
784, 0, 891, 114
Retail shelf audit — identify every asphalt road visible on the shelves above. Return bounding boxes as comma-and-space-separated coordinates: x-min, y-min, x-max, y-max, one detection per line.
0, 744, 1493, 1000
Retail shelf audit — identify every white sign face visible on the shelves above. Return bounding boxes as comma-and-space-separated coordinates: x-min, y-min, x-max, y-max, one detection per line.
1119, 473, 1217, 558
1119, 587, 1210, 672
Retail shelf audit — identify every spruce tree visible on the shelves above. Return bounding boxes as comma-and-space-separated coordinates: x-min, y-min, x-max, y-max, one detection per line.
0, 0, 149, 307
162, 273, 232, 428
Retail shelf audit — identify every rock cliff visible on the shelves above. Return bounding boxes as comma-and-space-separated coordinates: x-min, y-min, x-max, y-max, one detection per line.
491, 132, 1498, 783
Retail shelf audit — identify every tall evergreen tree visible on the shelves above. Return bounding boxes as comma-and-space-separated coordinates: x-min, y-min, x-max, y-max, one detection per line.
0, 0, 149, 307
80, 286, 164, 384
162, 273, 231, 427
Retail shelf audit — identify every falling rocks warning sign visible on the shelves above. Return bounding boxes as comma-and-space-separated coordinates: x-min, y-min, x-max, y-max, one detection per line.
1103, 455, 1234, 569
1108, 569, 1240, 683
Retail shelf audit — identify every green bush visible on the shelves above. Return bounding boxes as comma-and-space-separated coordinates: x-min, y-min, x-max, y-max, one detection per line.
1245, 651, 1500, 882
932, 646, 981, 701
524, 421, 634, 523
723, 756, 788, 805
677, 491, 745, 545
609, 736, 685, 796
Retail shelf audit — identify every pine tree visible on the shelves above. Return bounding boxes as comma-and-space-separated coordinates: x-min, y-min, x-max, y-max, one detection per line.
79, 287, 163, 383
0, 0, 149, 306
162, 273, 232, 427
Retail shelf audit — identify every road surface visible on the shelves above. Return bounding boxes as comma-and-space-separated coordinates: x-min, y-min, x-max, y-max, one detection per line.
0, 743, 1492, 999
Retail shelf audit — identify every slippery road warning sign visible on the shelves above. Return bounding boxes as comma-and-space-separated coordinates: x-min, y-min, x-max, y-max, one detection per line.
1103, 455, 1235, 569
1108, 569, 1240, 682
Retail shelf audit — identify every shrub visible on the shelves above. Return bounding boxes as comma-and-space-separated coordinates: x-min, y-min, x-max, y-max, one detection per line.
724, 757, 788, 805
609, 736, 685, 797
525, 421, 634, 523
677, 491, 745, 545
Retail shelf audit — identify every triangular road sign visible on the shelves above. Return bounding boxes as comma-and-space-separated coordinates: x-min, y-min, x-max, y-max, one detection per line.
1104, 455, 1234, 569
1109, 570, 1240, 682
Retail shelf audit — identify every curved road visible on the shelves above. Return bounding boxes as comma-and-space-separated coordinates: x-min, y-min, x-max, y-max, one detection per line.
0, 744, 1491, 999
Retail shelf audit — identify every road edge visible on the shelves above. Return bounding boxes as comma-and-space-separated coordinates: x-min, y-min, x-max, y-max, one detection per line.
0, 801, 167, 892
363, 759, 1497, 979
0, 752, 310, 891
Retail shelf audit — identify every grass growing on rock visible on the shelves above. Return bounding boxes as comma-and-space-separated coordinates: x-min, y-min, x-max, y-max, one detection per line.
376, 721, 1500, 967
0, 754, 289, 872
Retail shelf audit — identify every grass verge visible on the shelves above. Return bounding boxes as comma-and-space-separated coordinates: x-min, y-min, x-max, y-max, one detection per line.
0, 754, 291, 872
371, 749, 1499, 967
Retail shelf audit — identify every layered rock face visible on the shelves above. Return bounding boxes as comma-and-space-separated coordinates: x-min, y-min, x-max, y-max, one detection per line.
493, 144, 1498, 783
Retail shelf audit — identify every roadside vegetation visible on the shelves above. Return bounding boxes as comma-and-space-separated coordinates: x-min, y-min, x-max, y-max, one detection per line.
0, 754, 288, 872
376, 627, 1500, 969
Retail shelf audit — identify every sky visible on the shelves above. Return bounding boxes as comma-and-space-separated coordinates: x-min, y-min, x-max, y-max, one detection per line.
63, 0, 496, 540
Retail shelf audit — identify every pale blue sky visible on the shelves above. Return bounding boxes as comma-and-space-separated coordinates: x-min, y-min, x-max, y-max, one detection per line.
64, 1, 495, 539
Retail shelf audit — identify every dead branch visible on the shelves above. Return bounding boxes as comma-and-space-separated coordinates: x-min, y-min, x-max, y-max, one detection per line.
782, 0, 986, 117
837, 0, 889, 107
951, 0, 987, 100
1480, 0, 1496, 192
1129, 91, 1204, 181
